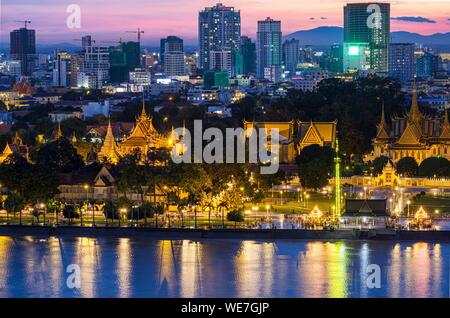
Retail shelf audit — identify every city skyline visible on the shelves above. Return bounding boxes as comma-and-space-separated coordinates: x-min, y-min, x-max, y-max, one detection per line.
1, 0, 449, 45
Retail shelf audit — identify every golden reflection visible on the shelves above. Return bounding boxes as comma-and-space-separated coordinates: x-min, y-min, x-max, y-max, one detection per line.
234, 241, 275, 297
180, 240, 204, 297
299, 242, 348, 298
75, 237, 99, 297
0, 237, 13, 294
157, 240, 177, 297
116, 238, 131, 298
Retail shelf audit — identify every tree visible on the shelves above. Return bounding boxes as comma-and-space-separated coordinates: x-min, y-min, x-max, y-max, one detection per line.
103, 200, 119, 219
297, 145, 335, 190
396, 157, 419, 177
36, 138, 84, 173
63, 204, 80, 219
4, 192, 25, 215
0, 153, 59, 205
227, 209, 244, 227
419, 157, 450, 177
371, 156, 390, 175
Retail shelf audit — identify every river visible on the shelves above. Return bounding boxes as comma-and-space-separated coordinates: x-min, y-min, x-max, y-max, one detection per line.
0, 236, 448, 298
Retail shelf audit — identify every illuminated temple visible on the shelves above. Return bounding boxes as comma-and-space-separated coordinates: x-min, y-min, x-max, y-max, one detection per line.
243, 120, 337, 163
371, 88, 450, 163
97, 104, 169, 163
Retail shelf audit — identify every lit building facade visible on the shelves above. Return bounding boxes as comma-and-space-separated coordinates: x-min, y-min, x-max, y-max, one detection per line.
198, 3, 241, 71
256, 17, 282, 79
344, 2, 390, 73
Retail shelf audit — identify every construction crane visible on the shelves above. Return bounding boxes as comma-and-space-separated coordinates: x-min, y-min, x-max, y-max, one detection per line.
126, 28, 144, 44
15, 20, 31, 29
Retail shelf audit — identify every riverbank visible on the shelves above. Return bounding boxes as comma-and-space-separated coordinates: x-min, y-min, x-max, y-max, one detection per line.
0, 225, 449, 241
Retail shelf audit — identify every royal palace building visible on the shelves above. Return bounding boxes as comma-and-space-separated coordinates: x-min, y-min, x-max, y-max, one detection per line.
371, 88, 450, 164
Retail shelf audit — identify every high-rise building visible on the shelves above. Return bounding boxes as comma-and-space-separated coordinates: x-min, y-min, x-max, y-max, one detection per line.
198, 3, 241, 70
160, 36, 183, 66
329, 44, 343, 74
0, 60, 22, 80
52, 52, 73, 87
238, 36, 256, 75
161, 36, 185, 77
416, 52, 440, 79
388, 43, 415, 84
10, 27, 36, 76
79, 46, 110, 89
210, 50, 232, 74
344, 3, 390, 73
109, 41, 140, 83
256, 17, 282, 80
282, 38, 299, 73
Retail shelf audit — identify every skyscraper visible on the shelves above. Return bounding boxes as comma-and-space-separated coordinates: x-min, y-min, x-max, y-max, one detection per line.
416, 52, 440, 79
344, 3, 390, 73
238, 36, 256, 75
282, 38, 299, 73
160, 36, 183, 66
53, 52, 73, 87
10, 27, 36, 76
389, 43, 415, 84
198, 3, 241, 70
256, 17, 282, 80
79, 46, 110, 88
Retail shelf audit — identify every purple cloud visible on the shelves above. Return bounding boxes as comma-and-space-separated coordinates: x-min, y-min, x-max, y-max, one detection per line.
392, 16, 436, 23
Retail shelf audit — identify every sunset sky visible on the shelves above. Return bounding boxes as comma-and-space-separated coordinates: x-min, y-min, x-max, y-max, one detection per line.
1, 0, 449, 45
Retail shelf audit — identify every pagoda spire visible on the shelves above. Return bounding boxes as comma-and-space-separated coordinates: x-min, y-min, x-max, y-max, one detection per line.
376, 102, 390, 139
440, 110, 450, 139
409, 80, 422, 124
0, 142, 14, 163
97, 117, 120, 164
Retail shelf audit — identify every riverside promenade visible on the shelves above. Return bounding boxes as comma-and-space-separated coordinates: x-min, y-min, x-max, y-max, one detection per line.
0, 225, 449, 241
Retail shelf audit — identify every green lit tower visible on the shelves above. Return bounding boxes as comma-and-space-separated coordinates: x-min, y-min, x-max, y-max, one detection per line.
334, 138, 342, 217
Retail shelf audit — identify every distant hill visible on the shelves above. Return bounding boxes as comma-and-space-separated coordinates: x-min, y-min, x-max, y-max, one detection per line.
285, 26, 450, 50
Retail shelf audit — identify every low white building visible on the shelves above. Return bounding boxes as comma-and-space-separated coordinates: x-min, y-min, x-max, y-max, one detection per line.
83, 100, 111, 118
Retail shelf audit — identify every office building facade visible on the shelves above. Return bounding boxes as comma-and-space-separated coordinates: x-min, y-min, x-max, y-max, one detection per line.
256, 18, 282, 80
344, 3, 390, 73
198, 3, 241, 70
388, 43, 415, 84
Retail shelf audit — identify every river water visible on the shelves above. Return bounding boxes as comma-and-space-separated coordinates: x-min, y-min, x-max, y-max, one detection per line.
0, 236, 448, 298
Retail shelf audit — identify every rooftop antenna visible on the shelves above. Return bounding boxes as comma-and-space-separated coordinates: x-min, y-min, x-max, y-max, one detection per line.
15, 20, 31, 29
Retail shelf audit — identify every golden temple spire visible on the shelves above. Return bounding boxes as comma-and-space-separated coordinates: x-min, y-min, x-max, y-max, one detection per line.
409, 80, 422, 124
440, 110, 450, 139
376, 102, 390, 140
97, 118, 120, 164
12, 131, 23, 146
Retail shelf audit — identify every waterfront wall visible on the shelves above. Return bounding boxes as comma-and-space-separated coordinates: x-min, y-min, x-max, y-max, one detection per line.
0, 226, 449, 241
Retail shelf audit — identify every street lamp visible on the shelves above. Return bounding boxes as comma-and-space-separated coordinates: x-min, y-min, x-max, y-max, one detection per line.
40, 203, 45, 225
407, 200, 411, 218
265, 205, 270, 219
83, 184, 89, 227
305, 194, 310, 209
297, 188, 300, 203
279, 190, 283, 206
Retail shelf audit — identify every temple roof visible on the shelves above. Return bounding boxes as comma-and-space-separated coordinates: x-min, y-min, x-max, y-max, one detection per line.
342, 199, 388, 217
298, 121, 337, 147
375, 104, 390, 140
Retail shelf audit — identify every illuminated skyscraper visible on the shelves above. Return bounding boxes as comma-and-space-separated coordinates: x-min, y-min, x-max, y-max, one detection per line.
198, 3, 241, 70
256, 17, 282, 80
344, 3, 390, 73
389, 43, 415, 83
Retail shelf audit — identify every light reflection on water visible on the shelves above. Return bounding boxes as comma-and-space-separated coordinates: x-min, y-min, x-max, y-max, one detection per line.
0, 236, 448, 298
